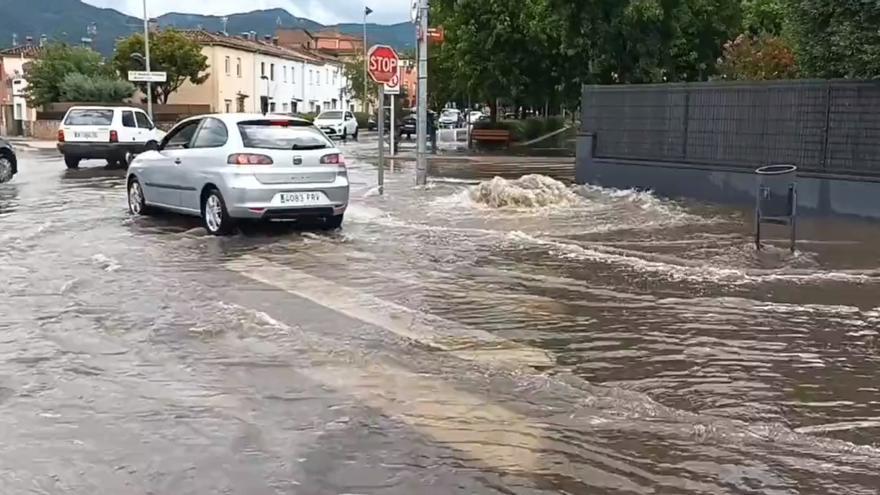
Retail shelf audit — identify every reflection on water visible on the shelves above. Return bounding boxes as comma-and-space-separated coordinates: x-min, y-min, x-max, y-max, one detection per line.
1, 146, 879, 493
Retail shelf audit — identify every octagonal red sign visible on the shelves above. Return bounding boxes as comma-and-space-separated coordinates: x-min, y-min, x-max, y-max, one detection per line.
367, 45, 400, 84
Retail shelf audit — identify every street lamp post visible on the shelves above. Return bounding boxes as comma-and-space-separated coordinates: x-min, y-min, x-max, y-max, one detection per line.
363, 6, 373, 113
142, 0, 154, 120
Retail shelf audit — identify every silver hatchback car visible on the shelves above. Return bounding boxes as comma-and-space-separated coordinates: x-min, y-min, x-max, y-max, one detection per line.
126, 114, 349, 235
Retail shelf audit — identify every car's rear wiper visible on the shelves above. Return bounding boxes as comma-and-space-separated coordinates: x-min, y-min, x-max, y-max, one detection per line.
291, 144, 327, 150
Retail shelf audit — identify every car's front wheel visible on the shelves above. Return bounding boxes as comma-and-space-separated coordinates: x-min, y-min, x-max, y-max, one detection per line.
353, 127, 359, 141
202, 188, 235, 236
127, 177, 152, 215
64, 155, 80, 169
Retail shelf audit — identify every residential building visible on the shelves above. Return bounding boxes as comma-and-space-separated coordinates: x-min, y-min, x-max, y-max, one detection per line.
400, 59, 417, 109
0, 44, 40, 136
169, 31, 351, 116
276, 28, 364, 61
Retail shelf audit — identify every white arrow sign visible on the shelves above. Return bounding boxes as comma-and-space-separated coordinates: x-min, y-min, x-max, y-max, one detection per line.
128, 71, 167, 83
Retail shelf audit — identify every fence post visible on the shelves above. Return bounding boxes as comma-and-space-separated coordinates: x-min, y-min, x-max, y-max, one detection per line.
681, 88, 690, 161
821, 83, 832, 171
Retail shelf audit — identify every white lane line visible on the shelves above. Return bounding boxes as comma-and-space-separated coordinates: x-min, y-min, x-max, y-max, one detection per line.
225, 255, 554, 369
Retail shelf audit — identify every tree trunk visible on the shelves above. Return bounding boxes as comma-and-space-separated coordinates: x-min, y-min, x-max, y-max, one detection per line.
489, 98, 498, 123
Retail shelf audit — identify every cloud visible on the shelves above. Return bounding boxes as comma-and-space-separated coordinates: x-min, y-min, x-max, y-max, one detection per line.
83, 0, 410, 25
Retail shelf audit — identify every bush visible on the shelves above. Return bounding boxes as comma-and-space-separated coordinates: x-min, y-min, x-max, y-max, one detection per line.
298, 112, 317, 122
58, 73, 135, 103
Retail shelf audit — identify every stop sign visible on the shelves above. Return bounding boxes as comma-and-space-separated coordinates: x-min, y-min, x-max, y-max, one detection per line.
367, 45, 400, 84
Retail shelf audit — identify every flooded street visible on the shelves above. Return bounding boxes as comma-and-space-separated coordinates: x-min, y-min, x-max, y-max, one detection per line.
1, 138, 879, 494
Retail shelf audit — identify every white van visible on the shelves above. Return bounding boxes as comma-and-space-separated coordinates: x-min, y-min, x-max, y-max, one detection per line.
57, 106, 166, 169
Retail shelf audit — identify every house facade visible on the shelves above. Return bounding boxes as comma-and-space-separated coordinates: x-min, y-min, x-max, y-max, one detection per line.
0, 44, 40, 136
169, 31, 351, 116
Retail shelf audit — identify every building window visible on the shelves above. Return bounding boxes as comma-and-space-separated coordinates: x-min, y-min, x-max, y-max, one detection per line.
333, 70, 337, 85
270, 102, 276, 112
282, 102, 289, 112
237, 96, 246, 113
225, 56, 230, 75
270, 63, 275, 81
309, 70, 313, 85
236, 58, 242, 77
291, 66, 295, 83
14, 103, 23, 120
261, 62, 266, 77
292, 101, 298, 113
317, 71, 321, 85
283, 66, 287, 83
225, 99, 232, 113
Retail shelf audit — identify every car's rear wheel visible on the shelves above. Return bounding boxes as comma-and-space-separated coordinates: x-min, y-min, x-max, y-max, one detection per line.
127, 177, 152, 216
0, 154, 14, 183
323, 213, 344, 230
202, 188, 235, 236
353, 127, 359, 141
64, 155, 80, 169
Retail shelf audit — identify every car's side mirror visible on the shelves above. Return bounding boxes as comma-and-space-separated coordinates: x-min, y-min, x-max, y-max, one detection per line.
145, 140, 160, 152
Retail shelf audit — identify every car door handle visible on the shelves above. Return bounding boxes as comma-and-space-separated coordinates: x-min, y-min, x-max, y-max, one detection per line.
174, 158, 182, 165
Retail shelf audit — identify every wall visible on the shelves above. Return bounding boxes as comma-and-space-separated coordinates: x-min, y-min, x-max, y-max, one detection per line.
168, 46, 256, 113
576, 133, 880, 220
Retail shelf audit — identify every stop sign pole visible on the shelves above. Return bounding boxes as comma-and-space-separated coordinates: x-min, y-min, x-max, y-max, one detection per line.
367, 44, 400, 195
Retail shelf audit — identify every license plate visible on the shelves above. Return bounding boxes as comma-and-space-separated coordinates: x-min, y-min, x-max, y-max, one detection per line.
277, 192, 324, 206
74, 131, 98, 139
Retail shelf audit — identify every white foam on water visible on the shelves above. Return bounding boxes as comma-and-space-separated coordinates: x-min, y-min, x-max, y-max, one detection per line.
468, 175, 586, 208
90, 253, 121, 273
506, 231, 879, 285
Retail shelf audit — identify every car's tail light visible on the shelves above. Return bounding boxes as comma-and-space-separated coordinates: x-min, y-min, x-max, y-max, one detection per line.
321, 154, 347, 177
227, 153, 273, 165
109, 130, 118, 143
320, 153, 344, 165
57, 129, 64, 142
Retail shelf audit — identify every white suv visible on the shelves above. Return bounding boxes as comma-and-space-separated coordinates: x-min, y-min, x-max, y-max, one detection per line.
57, 106, 166, 169
313, 110, 359, 140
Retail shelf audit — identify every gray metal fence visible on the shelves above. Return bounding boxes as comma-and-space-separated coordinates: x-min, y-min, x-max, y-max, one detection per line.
581, 80, 880, 176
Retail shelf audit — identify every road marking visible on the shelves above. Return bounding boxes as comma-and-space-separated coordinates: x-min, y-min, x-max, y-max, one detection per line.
225, 255, 554, 369
303, 362, 544, 472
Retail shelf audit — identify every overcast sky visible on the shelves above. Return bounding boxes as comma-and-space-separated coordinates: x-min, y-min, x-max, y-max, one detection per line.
82, 0, 411, 25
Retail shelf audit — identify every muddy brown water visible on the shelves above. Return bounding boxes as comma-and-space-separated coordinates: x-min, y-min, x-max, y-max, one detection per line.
1, 142, 879, 494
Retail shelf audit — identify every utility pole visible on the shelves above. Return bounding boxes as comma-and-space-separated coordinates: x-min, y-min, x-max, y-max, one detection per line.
415, 0, 429, 185
142, 0, 153, 120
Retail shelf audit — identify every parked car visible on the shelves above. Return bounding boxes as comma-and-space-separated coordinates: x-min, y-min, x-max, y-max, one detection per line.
57, 106, 166, 169
0, 137, 17, 183
399, 113, 417, 139
439, 108, 463, 128
397, 111, 438, 140
126, 114, 349, 236
313, 110, 359, 140
468, 111, 485, 124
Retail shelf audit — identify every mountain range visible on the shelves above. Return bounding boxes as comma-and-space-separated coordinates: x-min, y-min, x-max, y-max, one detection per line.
0, 0, 414, 55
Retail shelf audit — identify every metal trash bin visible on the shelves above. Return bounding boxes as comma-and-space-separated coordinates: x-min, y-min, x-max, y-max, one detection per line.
755, 164, 798, 252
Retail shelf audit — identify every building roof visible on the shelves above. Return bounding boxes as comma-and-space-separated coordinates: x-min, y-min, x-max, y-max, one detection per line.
0, 44, 43, 58
181, 30, 339, 65
313, 30, 362, 43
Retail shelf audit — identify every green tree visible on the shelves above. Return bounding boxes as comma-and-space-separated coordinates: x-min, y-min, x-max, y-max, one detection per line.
787, 0, 880, 79
343, 54, 379, 109
25, 44, 109, 106
742, 0, 787, 34
58, 73, 136, 102
113, 29, 209, 104
717, 33, 798, 80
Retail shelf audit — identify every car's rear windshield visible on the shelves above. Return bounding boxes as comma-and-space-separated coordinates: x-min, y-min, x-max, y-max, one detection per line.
64, 109, 114, 126
238, 120, 331, 150
317, 111, 343, 120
